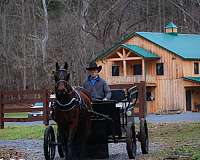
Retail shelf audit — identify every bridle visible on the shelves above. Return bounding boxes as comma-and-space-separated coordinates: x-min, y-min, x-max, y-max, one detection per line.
55, 80, 74, 95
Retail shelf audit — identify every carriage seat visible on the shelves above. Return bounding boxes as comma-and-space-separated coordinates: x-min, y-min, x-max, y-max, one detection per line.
110, 89, 126, 102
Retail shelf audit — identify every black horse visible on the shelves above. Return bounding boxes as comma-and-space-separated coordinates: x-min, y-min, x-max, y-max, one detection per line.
52, 62, 92, 160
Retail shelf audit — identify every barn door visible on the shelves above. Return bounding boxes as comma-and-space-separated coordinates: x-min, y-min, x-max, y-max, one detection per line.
186, 90, 192, 111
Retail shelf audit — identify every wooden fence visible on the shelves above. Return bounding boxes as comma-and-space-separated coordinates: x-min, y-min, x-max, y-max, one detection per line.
0, 89, 50, 129
0, 82, 147, 129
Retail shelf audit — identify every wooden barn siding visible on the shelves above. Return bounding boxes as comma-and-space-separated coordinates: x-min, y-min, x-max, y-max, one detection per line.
183, 60, 200, 77
125, 36, 188, 112
155, 79, 185, 113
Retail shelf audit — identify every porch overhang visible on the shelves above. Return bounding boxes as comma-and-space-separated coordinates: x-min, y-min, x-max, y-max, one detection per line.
95, 43, 160, 60
121, 44, 160, 59
183, 77, 200, 84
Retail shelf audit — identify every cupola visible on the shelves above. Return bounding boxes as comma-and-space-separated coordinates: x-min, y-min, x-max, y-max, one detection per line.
165, 22, 178, 35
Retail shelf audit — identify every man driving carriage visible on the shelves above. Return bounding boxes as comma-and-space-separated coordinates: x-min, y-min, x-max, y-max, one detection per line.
83, 62, 111, 101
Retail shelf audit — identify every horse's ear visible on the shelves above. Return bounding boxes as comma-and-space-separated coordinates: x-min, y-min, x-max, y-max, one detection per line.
56, 62, 59, 71
64, 62, 68, 70
67, 73, 70, 81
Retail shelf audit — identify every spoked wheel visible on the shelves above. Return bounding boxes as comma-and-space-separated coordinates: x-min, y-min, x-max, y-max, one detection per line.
44, 126, 56, 160
125, 122, 137, 159
57, 130, 65, 158
139, 120, 149, 154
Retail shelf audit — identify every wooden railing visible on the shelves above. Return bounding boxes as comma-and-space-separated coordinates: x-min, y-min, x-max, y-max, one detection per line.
0, 89, 50, 129
106, 75, 156, 85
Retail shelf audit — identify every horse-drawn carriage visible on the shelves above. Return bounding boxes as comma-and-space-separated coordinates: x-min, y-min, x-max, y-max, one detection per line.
43, 63, 149, 160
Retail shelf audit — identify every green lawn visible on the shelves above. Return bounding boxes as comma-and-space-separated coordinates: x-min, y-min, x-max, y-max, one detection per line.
145, 122, 200, 160
0, 125, 45, 140
4, 112, 28, 118
0, 124, 57, 140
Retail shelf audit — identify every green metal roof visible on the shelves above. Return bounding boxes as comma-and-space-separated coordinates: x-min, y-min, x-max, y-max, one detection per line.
122, 44, 160, 59
165, 22, 177, 28
136, 32, 200, 60
183, 77, 200, 83
94, 30, 200, 61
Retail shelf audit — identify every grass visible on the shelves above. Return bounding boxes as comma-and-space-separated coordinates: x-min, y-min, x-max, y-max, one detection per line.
192, 151, 200, 160
0, 125, 46, 140
4, 112, 28, 118
0, 124, 58, 140
146, 122, 200, 160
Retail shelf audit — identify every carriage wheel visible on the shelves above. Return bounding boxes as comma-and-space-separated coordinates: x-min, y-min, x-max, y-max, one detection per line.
125, 122, 137, 159
140, 120, 149, 154
44, 126, 56, 160
57, 130, 65, 158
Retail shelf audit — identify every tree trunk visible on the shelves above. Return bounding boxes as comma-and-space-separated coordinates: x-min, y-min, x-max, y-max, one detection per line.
21, 0, 27, 90
41, 0, 48, 65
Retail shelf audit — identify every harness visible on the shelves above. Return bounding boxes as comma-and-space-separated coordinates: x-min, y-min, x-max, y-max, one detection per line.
54, 87, 83, 112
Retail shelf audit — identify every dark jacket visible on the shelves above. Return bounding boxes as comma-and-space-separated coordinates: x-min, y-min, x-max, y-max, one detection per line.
83, 76, 111, 101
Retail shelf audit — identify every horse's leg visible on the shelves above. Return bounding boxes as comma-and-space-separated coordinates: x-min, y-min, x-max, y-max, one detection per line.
58, 125, 68, 157
78, 112, 91, 160
66, 128, 78, 160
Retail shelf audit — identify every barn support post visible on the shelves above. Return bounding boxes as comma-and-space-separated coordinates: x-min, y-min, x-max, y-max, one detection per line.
138, 81, 147, 120
43, 89, 49, 126
0, 91, 4, 129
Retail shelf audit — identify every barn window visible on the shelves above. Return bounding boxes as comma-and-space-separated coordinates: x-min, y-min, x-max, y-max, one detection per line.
194, 62, 199, 74
156, 63, 164, 75
133, 64, 142, 75
112, 65, 119, 76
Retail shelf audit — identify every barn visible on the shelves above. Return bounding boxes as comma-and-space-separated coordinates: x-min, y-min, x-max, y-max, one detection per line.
94, 22, 200, 114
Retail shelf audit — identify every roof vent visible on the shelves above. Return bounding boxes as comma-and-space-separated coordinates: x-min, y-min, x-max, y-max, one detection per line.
165, 22, 178, 35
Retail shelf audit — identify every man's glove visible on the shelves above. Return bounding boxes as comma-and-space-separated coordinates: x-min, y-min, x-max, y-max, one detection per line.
103, 98, 108, 101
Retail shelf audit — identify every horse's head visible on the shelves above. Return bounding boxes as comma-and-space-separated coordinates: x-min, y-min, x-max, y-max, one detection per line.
54, 62, 72, 100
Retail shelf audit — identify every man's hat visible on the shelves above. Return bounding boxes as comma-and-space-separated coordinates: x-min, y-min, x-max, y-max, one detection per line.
86, 62, 102, 72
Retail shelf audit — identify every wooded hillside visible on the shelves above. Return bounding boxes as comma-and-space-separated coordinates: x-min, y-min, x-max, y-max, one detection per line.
1, 0, 200, 90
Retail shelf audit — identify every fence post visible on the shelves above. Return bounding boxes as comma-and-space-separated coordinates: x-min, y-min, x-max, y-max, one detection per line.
0, 91, 4, 129
138, 81, 147, 120
43, 89, 49, 126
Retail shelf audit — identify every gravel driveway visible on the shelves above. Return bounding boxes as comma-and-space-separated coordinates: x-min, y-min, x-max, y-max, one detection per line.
0, 140, 128, 160
5, 112, 200, 127
146, 112, 200, 123
0, 140, 161, 160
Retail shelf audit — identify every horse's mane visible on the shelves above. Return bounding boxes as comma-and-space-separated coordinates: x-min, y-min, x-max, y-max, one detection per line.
73, 86, 92, 100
